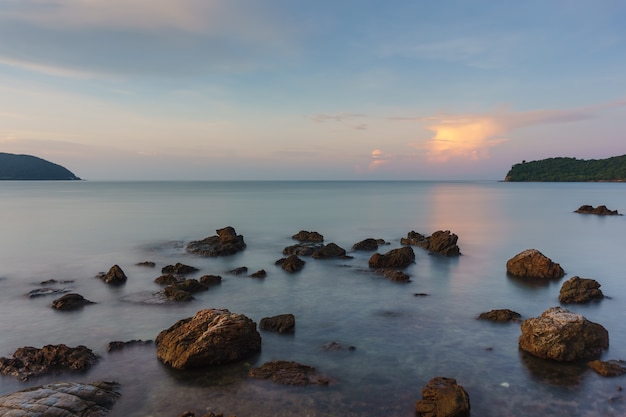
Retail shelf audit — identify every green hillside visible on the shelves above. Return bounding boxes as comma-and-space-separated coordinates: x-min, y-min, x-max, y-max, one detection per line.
505, 155, 626, 182
0, 152, 81, 180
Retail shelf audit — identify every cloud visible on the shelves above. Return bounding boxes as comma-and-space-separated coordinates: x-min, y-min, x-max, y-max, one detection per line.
310, 112, 366, 123
368, 149, 390, 170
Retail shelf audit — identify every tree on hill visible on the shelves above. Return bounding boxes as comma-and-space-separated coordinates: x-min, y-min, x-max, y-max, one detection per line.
0, 152, 81, 180
505, 155, 626, 182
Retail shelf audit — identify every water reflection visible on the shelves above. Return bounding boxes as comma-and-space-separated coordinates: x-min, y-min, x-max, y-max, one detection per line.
519, 350, 587, 386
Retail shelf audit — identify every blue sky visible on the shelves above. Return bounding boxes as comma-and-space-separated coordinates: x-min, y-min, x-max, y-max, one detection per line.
1, 0, 625, 180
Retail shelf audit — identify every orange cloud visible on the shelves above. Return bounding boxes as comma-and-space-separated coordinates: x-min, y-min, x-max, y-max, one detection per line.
368, 148, 389, 170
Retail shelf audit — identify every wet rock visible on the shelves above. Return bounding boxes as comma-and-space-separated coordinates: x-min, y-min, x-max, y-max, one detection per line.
506, 249, 565, 279
477, 309, 522, 322
28, 287, 71, 298
172, 278, 208, 293
0, 381, 120, 417
401, 231, 429, 247
155, 273, 180, 285
136, 261, 156, 267
97, 264, 127, 285
51, 293, 95, 311
519, 306, 609, 361
40, 279, 74, 285
199, 274, 222, 286
228, 266, 248, 276
322, 341, 356, 351
259, 313, 295, 333
248, 360, 333, 385
275, 254, 305, 272
368, 246, 415, 269
162, 262, 198, 275
283, 242, 323, 256
186, 226, 246, 257
402, 230, 461, 256
415, 376, 470, 417
587, 359, 626, 377
559, 276, 604, 304
351, 238, 386, 251
162, 286, 194, 302
0, 344, 99, 381
156, 308, 261, 370
377, 269, 411, 282
106, 339, 153, 352
291, 230, 324, 242
249, 269, 267, 278
575, 205, 621, 215
312, 242, 347, 259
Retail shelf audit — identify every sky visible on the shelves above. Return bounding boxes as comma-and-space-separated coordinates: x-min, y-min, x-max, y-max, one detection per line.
1, 0, 625, 180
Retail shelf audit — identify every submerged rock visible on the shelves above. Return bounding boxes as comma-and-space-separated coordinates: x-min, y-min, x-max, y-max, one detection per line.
283, 242, 323, 256
559, 276, 604, 304
415, 376, 470, 417
51, 293, 95, 311
575, 205, 621, 215
477, 309, 522, 322
518, 306, 609, 362
377, 268, 411, 282
587, 359, 626, 377
199, 274, 222, 286
0, 344, 99, 381
162, 263, 199, 275
248, 360, 333, 385
186, 226, 246, 257
506, 249, 565, 279
259, 313, 295, 333
0, 381, 120, 417
155, 308, 261, 370
106, 339, 153, 352
368, 246, 415, 269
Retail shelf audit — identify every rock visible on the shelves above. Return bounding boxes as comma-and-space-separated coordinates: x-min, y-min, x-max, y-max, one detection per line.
155, 309, 261, 370
40, 279, 74, 285
249, 269, 267, 278
0, 344, 99, 381
311, 242, 347, 259
275, 254, 306, 272
368, 246, 415, 269
97, 264, 127, 285
186, 226, 246, 257
518, 306, 609, 361
402, 230, 461, 256
587, 359, 626, 377
248, 360, 332, 385
506, 249, 565, 279
0, 381, 120, 417
51, 293, 95, 311
162, 285, 194, 302
106, 339, 153, 352
292, 230, 324, 242
259, 314, 295, 333
351, 238, 385, 251
28, 287, 71, 298
377, 269, 411, 282
477, 309, 522, 322
322, 341, 356, 351
155, 273, 180, 285
415, 376, 470, 417
282, 242, 323, 256
575, 205, 621, 215
228, 266, 248, 275
559, 276, 604, 303
171, 279, 208, 293
162, 263, 199, 275
199, 274, 222, 286
136, 261, 156, 267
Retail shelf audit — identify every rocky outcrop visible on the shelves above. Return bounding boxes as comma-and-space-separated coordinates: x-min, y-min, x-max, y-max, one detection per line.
51, 293, 95, 310
506, 249, 565, 279
106, 339, 153, 352
575, 205, 621, 215
368, 246, 415, 269
248, 360, 332, 385
477, 309, 522, 322
559, 276, 604, 303
402, 230, 461, 256
351, 238, 386, 251
97, 264, 127, 285
518, 306, 609, 361
186, 226, 246, 257
155, 309, 261, 370
0, 344, 99, 381
415, 377, 470, 417
275, 254, 305, 272
162, 263, 198, 275
0, 381, 120, 416
587, 359, 626, 377
259, 314, 295, 333
292, 230, 324, 242
311, 242, 348, 259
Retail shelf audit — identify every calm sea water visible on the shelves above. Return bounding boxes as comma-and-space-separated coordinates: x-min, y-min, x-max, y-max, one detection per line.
0, 181, 625, 416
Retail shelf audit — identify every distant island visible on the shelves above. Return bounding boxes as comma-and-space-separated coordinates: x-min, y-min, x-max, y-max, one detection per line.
505, 155, 626, 182
0, 152, 81, 180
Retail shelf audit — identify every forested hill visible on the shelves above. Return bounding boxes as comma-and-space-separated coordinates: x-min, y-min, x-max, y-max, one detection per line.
0, 152, 81, 180
505, 155, 626, 182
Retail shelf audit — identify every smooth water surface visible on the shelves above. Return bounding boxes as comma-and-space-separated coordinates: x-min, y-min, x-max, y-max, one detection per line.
0, 181, 625, 416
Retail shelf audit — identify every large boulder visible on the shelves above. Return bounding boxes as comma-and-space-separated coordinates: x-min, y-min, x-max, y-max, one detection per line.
155, 309, 261, 370
368, 246, 415, 269
186, 226, 246, 257
248, 360, 332, 385
518, 306, 609, 361
0, 344, 99, 381
97, 264, 127, 285
559, 276, 604, 304
506, 249, 565, 279
415, 377, 470, 417
0, 381, 120, 417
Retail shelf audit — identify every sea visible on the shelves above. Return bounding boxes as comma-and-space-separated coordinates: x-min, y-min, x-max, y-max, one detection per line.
0, 180, 625, 417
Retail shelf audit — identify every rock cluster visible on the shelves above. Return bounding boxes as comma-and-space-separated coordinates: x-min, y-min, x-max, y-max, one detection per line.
506, 249, 564, 279
186, 226, 246, 256
401, 230, 461, 256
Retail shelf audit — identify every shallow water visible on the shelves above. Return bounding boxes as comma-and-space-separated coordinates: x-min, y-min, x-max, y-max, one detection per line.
0, 181, 625, 416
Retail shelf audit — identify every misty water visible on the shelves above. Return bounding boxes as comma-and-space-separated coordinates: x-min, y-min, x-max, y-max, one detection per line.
0, 180, 625, 416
